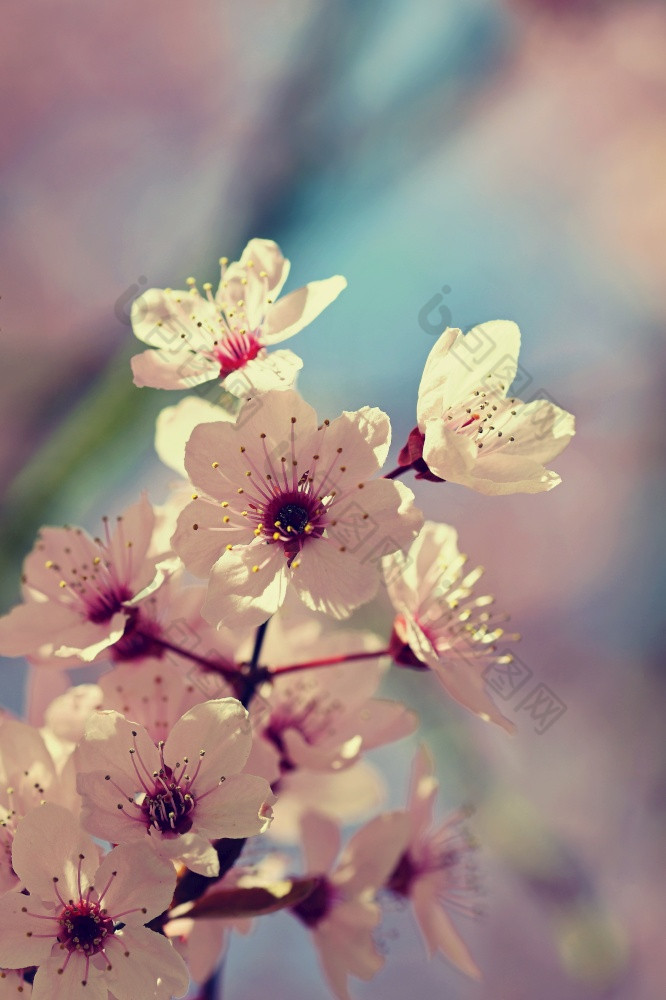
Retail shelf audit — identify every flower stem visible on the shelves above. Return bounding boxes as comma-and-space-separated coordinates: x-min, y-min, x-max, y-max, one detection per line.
143, 635, 241, 687
383, 463, 412, 479
269, 648, 391, 676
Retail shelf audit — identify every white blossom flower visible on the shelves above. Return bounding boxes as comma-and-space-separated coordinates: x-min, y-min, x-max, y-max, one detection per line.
171, 389, 422, 628
404, 321, 575, 494
383, 521, 518, 733
0, 804, 189, 1000
75, 700, 272, 877
131, 237, 346, 393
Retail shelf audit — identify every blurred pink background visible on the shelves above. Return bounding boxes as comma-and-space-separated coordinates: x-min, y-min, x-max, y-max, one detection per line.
1, 1, 664, 998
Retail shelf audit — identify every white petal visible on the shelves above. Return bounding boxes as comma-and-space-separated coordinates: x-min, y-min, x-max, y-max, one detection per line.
417, 321, 520, 425
131, 348, 219, 390
261, 276, 347, 344
155, 396, 235, 478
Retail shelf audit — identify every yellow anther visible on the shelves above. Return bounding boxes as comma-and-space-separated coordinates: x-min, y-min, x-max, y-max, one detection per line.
291, 559, 301, 569
212, 461, 219, 469
186, 276, 196, 286
191, 493, 198, 500
202, 281, 212, 291
251, 565, 260, 573
45, 560, 54, 569
223, 516, 230, 523
221, 501, 229, 507
226, 544, 233, 551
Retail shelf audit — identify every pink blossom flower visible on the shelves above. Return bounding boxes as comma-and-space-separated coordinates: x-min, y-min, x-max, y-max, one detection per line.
249, 613, 416, 775
0, 804, 189, 1000
290, 811, 409, 1000
400, 321, 575, 494
0, 969, 32, 995
386, 747, 481, 980
75, 700, 273, 876
130, 238, 346, 393
171, 389, 422, 628
0, 721, 78, 897
0, 496, 172, 666
383, 521, 518, 733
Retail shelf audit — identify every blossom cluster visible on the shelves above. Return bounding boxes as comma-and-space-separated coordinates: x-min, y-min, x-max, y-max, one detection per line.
0, 239, 574, 999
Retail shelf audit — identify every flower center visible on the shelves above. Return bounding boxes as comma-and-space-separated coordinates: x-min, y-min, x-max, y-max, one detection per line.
213, 331, 262, 377
141, 766, 196, 837
58, 899, 115, 956
291, 876, 334, 927
276, 502, 310, 534
386, 850, 417, 896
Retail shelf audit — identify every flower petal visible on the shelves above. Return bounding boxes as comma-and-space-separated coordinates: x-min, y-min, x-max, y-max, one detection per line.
202, 544, 288, 630
166, 699, 253, 781
12, 803, 98, 901
411, 878, 481, 979
95, 843, 177, 925
131, 348, 219, 390
32, 952, 107, 1000
105, 925, 189, 1000
261, 276, 347, 345
193, 773, 273, 839
0, 893, 55, 968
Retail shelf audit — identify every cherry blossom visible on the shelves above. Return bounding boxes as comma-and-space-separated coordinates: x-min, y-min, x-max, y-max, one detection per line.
250, 614, 416, 775
290, 811, 409, 1000
0, 720, 78, 897
399, 321, 575, 494
75, 700, 273, 876
386, 748, 481, 980
130, 237, 346, 393
0, 496, 173, 666
0, 804, 188, 1000
171, 388, 422, 628
383, 521, 518, 733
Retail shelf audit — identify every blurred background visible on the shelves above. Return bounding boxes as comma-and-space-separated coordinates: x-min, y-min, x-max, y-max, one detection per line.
1, 0, 665, 997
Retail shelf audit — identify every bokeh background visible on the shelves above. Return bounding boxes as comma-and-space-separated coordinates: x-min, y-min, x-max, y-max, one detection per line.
1, 1, 665, 997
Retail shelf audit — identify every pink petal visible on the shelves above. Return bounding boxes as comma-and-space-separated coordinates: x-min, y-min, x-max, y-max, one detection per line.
411, 879, 481, 979
95, 842, 177, 925
32, 952, 107, 1000
193, 773, 273, 839
300, 812, 341, 874
11, 803, 98, 901
202, 544, 288, 630
0, 894, 55, 968
291, 542, 378, 620
336, 811, 410, 895
166, 699, 253, 781
105, 925, 189, 1000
